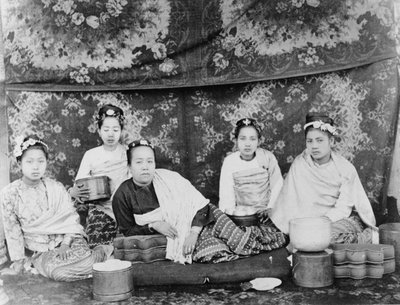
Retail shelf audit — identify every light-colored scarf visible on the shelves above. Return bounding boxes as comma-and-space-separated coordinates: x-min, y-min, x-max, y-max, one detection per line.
270, 150, 377, 239
232, 148, 283, 211
134, 169, 209, 264
22, 178, 84, 237
233, 167, 270, 210
134, 208, 163, 226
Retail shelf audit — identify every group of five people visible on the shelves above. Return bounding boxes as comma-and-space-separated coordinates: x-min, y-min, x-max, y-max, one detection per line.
0, 104, 377, 281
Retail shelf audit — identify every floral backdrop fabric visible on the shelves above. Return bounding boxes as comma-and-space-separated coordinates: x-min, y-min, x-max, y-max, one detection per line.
1, 0, 397, 89
6, 58, 399, 221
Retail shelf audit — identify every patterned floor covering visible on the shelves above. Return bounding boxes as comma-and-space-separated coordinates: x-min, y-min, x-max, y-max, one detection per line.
1, 269, 400, 305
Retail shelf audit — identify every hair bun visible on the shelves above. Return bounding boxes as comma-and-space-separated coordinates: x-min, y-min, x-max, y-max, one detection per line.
96, 104, 125, 128
233, 118, 262, 139
305, 112, 334, 125
128, 139, 154, 150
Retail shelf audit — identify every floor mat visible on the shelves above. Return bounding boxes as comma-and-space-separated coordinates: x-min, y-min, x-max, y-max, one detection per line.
2, 270, 400, 305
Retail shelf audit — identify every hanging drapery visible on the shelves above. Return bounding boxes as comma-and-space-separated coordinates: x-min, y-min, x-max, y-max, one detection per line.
1, 0, 399, 221
5, 58, 399, 221
0, 0, 397, 90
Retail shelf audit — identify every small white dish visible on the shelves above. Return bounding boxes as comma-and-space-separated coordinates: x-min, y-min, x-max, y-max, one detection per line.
250, 277, 282, 291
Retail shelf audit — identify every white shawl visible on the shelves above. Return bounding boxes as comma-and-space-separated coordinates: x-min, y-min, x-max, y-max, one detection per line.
135, 169, 209, 264
22, 178, 84, 237
270, 151, 377, 239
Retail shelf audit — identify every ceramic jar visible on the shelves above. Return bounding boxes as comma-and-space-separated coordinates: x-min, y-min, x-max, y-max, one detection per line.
289, 217, 331, 252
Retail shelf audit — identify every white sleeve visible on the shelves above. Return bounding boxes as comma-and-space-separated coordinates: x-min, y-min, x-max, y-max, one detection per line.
218, 157, 236, 213
268, 153, 283, 209
75, 151, 92, 180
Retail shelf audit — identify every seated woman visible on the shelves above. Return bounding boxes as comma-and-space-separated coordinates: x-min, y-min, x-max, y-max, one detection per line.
270, 113, 378, 244
69, 104, 131, 248
219, 118, 283, 216
0, 135, 109, 281
112, 139, 287, 264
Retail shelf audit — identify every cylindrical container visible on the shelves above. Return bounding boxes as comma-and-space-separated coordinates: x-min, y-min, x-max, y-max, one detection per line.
92, 264, 133, 302
289, 217, 331, 252
379, 223, 400, 269
292, 250, 333, 288
228, 214, 259, 226
75, 175, 111, 202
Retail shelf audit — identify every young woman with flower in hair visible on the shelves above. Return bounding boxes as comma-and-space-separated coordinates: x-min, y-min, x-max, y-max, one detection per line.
270, 113, 378, 244
219, 118, 284, 216
0, 135, 109, 281
69, 104, 130, 248
216, 118, 287, 252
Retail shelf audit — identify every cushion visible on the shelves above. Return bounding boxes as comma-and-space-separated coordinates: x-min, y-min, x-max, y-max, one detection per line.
130, 247, 290, 286
113, 235, 167, 263
332, 243, 395, 264
331, 243, 396, 278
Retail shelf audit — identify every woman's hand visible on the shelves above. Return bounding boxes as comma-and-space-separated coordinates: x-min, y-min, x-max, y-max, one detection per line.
151, 221, 178, 239
182, 231, 199, 255
57, 244, 73, 260
69, 183, 91, 203
256, 208, 271, 224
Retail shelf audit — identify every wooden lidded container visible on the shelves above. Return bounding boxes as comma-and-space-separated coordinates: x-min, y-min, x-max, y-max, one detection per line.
75, 175, 111, 202
379, 223, 400, 270
292, 250, 333, 288
92, 260, 133, 302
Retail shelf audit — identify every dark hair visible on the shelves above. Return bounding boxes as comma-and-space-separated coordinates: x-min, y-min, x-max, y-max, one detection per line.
233, 118, 262, 139
304, 112, 335, 137
126, 139, 156, 165
96, 104, 125, 129
16, 135, 49, 162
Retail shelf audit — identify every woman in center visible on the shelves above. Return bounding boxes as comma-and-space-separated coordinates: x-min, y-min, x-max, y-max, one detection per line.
219, 118, 284, 216
112, 138, 287, 264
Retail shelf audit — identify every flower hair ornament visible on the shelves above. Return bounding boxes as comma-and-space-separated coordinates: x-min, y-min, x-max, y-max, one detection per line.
236, 118, 262, 134
128, 139, 155, 150
95, 108, 125, 123
303, 120, 338, 136
242, 118, 251, 125
13, 136, 49, 158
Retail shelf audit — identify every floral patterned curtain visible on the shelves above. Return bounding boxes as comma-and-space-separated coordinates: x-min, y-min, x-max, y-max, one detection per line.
1, 0, 397, 89
1, 0, 399, 221
5, 58, 399, 221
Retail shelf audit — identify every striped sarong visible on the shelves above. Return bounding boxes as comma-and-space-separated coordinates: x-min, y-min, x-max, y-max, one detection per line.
31, 236, 104, 281
331, 214, 373, 244
85, 206, 117, 248
193, 204, 287, 263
